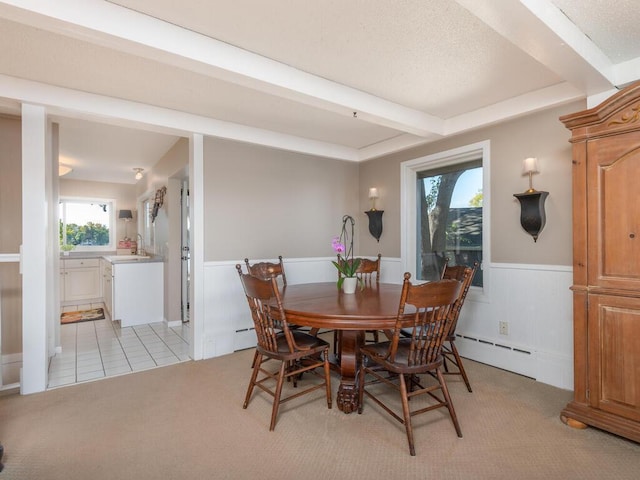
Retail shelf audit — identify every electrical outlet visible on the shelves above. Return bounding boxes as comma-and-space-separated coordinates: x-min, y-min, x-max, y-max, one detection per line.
499, 321, 509, 335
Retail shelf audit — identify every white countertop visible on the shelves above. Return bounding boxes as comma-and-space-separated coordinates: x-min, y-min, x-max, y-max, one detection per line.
102, 254, 162, 264
59, 252, 162, 263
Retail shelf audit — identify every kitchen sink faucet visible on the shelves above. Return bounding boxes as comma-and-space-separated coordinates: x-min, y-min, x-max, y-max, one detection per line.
136, 233, 145, 256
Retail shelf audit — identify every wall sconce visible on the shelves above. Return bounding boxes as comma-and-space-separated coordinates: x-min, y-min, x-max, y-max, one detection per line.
118, 209, 133, 240
133, 168, 144, 180
365, 187, 384, 242
513, 157, 549, 242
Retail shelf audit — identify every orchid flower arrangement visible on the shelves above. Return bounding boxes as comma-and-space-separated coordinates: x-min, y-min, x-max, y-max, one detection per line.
331, 215, 362, 289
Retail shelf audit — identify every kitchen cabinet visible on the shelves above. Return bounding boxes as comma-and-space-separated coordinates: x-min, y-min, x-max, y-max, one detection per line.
110, 260, 164, 327
559, 81, 640, 443
60, 258, 101, 303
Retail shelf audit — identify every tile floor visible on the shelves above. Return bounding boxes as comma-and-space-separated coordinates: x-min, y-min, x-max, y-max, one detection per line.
48, 302, 190, 389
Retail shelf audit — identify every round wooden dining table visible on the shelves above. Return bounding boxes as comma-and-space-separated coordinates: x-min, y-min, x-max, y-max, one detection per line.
279, 281, 403, 413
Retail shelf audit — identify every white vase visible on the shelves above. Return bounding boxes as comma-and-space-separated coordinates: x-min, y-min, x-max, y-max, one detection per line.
342, 276, 358, 294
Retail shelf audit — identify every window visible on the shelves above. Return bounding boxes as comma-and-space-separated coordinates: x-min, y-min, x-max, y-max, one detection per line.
140, 196, 155, 254
417, 162, 483, 286
401, 141, 490, 292
59, 197, 116, 251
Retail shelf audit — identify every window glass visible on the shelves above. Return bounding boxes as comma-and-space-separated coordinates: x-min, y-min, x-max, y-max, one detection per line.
59, 198, 115, 251
141, 197, 155, 254
417, 162, 483, 287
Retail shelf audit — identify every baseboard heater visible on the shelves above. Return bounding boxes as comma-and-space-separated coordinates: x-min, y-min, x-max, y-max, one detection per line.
457, 333, 532, 355
235, 327, 255, 333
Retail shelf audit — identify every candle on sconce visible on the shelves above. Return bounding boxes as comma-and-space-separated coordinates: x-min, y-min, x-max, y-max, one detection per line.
365, 187, 384, 241
522, 157, 539, 192
368, 187, 379, 210
522, 157, 539, 175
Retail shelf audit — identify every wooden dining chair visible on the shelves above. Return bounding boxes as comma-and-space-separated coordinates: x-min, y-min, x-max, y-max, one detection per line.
244, 256, 287, 286
440, 261, 479, 392
236, 265, 332, 430
244, 256, 296, 368
356, 253, 381, 284
333, 254, 382, 355
358, 274, 462, 456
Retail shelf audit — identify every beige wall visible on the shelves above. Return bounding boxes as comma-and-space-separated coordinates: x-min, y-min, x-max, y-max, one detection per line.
136, 137, 185, 198
0, 114, 23, 358
203, 138, 359, 261
60, 179, 138, 243
135, 137, 187, 256
359, 101, 585, 266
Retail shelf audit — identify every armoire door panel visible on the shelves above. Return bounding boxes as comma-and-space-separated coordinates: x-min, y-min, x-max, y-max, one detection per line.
587, 133, 640, 290
562, 81, 640, 443
589, 295, 640, 422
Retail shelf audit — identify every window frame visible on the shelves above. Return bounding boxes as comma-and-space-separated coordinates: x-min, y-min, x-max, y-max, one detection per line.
59, 196, 116, 252
400, 140, 491, 302
138, 190, 156, 255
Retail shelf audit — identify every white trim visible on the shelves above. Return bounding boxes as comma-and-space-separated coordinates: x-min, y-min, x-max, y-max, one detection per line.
21, 104, 49, 394
0, 0, 439, 137
490, 262, 572, 273
2, 352, 22, 364
0, 73, 358, 162
58, 196, 117, 252
400, 140, 491, 303
0, 254, 20, 263
189, 134, 204, 360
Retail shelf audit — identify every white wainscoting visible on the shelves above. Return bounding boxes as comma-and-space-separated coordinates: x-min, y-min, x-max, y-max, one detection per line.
455, 263, 574, 390
202, 258, 574, 390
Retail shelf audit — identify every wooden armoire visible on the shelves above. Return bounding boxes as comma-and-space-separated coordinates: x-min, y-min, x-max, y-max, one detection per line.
559, 81, 640, 443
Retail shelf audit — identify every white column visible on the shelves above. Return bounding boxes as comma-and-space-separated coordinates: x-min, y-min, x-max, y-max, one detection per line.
21, 104, 49, 394
189, 133, 204, 360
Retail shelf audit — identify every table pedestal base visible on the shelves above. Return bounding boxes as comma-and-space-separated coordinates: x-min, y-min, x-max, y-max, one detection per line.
336, 384, 359, 413
334, 330, 363, 414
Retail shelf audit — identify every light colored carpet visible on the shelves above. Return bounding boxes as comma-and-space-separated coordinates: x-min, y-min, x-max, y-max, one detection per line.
0, 346, 639, 480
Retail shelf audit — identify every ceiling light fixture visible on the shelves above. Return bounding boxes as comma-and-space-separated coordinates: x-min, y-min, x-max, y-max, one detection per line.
133, 168, 144, 180
58, 164, 72, 176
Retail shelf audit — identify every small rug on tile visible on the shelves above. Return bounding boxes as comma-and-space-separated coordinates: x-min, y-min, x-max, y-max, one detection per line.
60, 308, 105, 324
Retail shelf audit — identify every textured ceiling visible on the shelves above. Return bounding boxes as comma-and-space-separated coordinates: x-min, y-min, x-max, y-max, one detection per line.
0, 0, 639, 183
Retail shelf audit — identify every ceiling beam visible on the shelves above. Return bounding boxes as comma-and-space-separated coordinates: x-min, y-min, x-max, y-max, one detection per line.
0, 0, 443, 137
455, 0, 615, 94
0, 73, 360, 161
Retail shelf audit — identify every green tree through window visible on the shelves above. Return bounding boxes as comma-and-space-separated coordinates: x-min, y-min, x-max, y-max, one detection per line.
59, 198, 114, 249
417, 162, 483, 286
